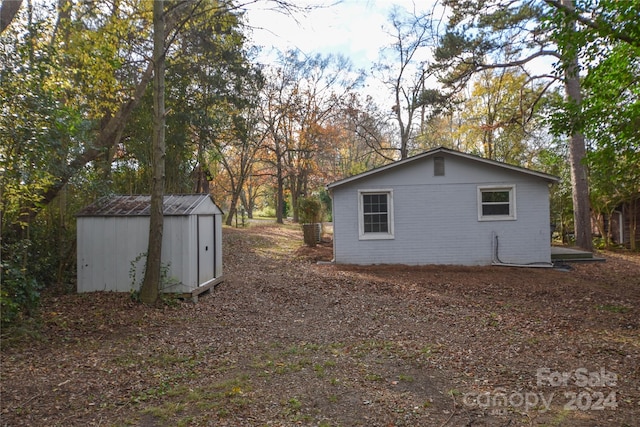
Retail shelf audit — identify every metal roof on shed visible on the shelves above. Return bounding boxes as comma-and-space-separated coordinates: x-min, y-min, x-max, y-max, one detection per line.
76, 194, 221, 217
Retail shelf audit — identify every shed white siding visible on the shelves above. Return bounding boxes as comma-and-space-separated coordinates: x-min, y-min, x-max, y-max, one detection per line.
77, 195, 223, 294
329, 149, 556, 266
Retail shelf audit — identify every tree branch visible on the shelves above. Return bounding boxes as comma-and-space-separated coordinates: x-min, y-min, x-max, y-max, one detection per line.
477, 50, 562, 70
544, 0, 640, 48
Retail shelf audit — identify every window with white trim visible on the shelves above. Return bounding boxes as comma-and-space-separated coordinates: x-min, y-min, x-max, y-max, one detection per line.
477, 185, 516, 221
358, 190, 394, 239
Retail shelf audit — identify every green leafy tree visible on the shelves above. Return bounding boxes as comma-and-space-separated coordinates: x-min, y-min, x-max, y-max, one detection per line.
116, 0, 263, 213
434, 0, 595, 249
583, 41, 640, 248
536, 143, 574, 244
546, 0, 640, 249
454, 68, 548, 165
0, 0, 260, 316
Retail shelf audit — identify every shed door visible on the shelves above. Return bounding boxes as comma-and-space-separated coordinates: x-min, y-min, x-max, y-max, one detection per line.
197, 215, 215, 286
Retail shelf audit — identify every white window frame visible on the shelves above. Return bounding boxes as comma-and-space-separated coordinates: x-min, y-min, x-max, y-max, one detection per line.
358, 189, 394, 240
477, 185, 517, 221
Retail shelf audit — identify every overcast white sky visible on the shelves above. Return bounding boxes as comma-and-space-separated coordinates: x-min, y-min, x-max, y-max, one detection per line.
242, 0, 430, 72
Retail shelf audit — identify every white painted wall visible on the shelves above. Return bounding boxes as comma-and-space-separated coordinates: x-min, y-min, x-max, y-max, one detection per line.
77, 198, 223, 293
331, 153, 552, 266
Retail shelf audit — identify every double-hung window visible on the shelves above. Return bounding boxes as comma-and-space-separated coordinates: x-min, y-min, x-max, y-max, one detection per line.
477, 185, 516, 221
359, 190, 394, 239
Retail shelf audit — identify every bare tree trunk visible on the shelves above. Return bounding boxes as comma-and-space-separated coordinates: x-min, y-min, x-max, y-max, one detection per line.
240, 188, 253, 219
193, 165, 209, 194
140, 0, 165, 304
0, 0, 22, 34
563, 0, 592, 251
567, 127, 591, 250
225, 192, 240, 226
275, 144, 285, 224
224, 170, 240, 226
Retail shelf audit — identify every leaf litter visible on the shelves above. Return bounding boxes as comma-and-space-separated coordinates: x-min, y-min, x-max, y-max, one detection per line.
1, 223, 639, 426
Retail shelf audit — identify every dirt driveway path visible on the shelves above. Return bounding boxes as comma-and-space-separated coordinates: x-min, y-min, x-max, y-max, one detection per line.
2, 224, 639, 426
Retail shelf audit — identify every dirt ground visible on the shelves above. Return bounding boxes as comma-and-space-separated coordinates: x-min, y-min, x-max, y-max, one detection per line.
1, 223, 639, 426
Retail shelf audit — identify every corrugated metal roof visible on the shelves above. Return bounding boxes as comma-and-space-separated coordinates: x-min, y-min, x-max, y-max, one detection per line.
77, 194, 218, 217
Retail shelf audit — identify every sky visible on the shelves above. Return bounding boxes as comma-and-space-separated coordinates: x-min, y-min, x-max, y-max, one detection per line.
242, 0, 430, 72
241, 0, 440, 109
242, 1, 556, 107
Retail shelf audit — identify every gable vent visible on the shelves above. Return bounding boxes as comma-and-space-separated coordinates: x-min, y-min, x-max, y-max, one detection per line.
434, 156, 445, 176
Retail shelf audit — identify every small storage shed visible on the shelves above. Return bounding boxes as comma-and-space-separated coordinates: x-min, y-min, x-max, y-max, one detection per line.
326, 147, 560, 266
77, 194, 223, 298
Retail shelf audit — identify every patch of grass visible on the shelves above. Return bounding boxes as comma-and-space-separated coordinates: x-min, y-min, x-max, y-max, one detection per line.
141, 402, 186, 421
253, 342, 327, 377
597, 304, 631, 314
353, 339, 396, 358
314, 363, 326, 378
131, 380, 175, 403
398, 373, 414, 382
281, 396, 312, 422
188, 376, 253, 415
165, 385, 191, 398
273, 358, 311, 374
323, 359, 336, 368
541, 409, 571, 426
287, 397, 302, 411
176, 416, 195, 427
419, 344, 434, 358
486, 312, 501, 327
447, 389, 462, 398
285, 344, 303, 355
364, 373, 384, 382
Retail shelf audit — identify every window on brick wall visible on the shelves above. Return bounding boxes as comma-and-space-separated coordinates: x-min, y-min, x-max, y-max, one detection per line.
477, 185, 516, 221
358, 190, 395, 239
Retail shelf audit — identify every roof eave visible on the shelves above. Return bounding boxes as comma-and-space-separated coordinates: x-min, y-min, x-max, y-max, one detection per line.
326, 147, 560, 190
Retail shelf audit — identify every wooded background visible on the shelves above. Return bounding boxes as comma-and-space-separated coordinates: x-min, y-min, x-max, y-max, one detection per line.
1, 0, 638, 318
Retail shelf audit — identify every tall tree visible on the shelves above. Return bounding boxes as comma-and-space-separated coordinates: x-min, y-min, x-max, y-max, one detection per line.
558, 0, 591, 251
376, 6, 441, 159
455, 68, 547, 165
434, 0, 593, 250
324, 93, 395, 178
139, 0, 166, 305
1, 0, 206, 223
548, 0, 640, 249
218, 112, 266, 226
112, 1, 261, 198
260, 50, 361, 222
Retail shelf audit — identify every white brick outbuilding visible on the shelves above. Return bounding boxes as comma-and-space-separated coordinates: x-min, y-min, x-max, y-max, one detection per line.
326, 147, 559, 266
